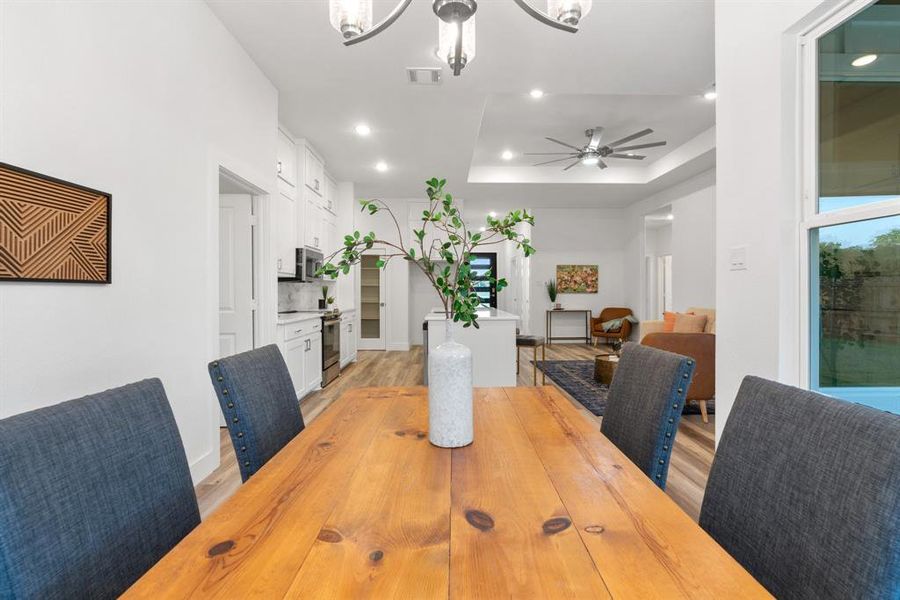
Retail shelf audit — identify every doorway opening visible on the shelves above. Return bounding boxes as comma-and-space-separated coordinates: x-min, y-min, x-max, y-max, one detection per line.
218, 169, 264, 358
643, 205, 674, 319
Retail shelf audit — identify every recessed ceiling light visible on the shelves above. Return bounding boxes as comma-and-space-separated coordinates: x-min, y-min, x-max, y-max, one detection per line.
704, 90, 717, 101
666, 214, 674, 221
529, 89, 544, 99
581, 156, 599, 166
501, 150, 514, 161
851, 54, 877, 67
375, 161, 388, 172
355, 123, 371, 136
489, 211, 497, 218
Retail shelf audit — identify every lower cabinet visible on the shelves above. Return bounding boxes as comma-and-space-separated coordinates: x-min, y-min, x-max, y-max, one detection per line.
278, 320, 323, 400
303, 332, 322, 394
340, 314, 358, 368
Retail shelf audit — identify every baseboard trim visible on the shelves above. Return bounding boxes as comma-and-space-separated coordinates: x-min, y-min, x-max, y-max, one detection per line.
387, 342, 410, 352
190, 445, 219, 485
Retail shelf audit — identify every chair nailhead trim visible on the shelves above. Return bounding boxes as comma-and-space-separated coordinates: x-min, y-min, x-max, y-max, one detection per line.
237, 432, 243, 438
217, 376, 223, 382
678, 388, 683, 393
232, 417, 239, 423
244, 461, 250, 467
222, 389, 229, 395
227, 402, 234, 409
673, 404, 679, 409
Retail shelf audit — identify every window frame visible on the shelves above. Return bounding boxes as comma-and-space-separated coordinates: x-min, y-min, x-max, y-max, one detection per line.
797, 0, 900, 397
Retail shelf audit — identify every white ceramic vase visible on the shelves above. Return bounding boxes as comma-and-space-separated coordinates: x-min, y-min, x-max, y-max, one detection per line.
428, 318, 473, 448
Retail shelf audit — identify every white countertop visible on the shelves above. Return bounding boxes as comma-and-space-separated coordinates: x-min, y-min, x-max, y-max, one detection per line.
423, 308, 520, 322
277, 308, 356, 325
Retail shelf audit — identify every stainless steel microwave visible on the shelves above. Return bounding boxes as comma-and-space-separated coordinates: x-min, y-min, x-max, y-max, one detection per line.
277, 247, 324, 282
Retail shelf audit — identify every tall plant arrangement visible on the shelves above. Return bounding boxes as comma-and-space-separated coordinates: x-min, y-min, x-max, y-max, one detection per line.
317, 178, 534, 327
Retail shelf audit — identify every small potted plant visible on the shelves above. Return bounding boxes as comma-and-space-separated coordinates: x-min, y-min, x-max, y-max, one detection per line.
319, 285, 334, 310
546, 279, 561, 310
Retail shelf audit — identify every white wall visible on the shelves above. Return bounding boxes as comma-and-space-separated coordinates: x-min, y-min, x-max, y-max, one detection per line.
624, 169, 717, 320
529, 208, 627, 340
714, 0, 826, 441
0, 1, 278, 482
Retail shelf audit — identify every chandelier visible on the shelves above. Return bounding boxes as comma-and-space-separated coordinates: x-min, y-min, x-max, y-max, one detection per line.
328, 0, 592, 76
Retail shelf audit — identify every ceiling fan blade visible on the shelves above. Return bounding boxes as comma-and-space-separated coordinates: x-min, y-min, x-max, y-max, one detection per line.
563, 159, 581, 171
545, 137, 583, 152
524, 152, 578, 155
532, 157, 577, 166
609, 153, 646, 160
597, 159, 608, 169
606, 128, 653, 148
588, 127, 604, 150
612, 141, 667, 152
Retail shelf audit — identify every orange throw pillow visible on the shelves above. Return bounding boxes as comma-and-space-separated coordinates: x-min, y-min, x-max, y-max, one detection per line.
674, 312, 708, 333
663, 311, 677, 332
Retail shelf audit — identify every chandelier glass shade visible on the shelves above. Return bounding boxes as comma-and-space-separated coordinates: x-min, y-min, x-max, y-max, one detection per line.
329, 0, 589, 76
547, 0, 592, 26
437, 17, 476, 74
329, 0, 373, 39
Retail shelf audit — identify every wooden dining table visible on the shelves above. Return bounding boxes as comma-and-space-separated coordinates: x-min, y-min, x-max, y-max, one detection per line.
126, 386, 770, 599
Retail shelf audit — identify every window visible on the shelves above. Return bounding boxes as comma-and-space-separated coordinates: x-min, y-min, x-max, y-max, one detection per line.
803, 0, 900, 414
469, 253, 497, 308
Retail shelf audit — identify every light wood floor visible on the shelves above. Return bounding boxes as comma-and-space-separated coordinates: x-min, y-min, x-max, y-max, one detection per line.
196, 344, 714, 522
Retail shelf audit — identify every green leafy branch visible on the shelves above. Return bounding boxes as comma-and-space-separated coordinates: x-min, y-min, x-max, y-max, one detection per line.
316, 178, 535, 328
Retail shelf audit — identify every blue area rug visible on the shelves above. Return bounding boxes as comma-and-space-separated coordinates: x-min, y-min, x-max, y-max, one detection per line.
534, 360, 714, 417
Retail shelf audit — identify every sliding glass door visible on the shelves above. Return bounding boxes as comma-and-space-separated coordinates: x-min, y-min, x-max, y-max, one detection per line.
805, 0, 899, 413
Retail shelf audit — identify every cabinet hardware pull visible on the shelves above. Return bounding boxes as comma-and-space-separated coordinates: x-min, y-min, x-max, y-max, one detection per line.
277, 161, 282, 174
277, 258, 283, 269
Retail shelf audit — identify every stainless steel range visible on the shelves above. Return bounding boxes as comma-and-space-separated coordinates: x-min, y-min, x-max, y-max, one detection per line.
321, 315, 341, 386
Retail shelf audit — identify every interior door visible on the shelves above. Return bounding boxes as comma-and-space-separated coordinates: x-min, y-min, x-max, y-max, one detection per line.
359, 251, 386, 350
219, 194, 254, 357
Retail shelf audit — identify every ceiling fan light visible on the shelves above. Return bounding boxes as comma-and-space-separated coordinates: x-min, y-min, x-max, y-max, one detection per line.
437, 17, 476, 72
547, 0, 592, 26
329, 0, 373, 40
581, 155, 599, 166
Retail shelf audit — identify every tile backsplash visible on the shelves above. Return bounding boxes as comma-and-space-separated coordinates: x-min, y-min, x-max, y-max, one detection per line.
278, 281, 335, 312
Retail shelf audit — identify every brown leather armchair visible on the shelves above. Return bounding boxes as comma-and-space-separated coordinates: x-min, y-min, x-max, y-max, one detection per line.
641, 332, 715, 423
590, 307, 634, 347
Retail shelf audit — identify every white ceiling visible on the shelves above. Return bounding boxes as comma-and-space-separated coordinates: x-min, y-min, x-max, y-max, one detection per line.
207, 0, 716, 210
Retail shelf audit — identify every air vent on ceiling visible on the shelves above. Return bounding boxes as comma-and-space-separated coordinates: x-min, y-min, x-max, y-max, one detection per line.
406, 67, 442, 85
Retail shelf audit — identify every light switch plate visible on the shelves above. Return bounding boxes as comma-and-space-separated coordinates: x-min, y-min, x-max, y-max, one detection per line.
729, 246, 748, 271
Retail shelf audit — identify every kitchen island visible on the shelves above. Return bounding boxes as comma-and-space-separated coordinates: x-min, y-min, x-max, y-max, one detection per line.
424, 308, 519, 387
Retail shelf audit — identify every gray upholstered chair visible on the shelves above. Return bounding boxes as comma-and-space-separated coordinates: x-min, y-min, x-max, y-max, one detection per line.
700, 376, 900, 600
208, 344, 305, 482
0, 379, 200, 599
600, 342, 695, 489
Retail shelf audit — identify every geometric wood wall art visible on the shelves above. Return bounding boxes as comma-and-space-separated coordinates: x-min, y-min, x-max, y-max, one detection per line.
556, 264, 598, 293
0, 162, 111, 283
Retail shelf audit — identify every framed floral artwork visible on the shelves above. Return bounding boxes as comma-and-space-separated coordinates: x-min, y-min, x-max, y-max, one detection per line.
556, 264, 597, 293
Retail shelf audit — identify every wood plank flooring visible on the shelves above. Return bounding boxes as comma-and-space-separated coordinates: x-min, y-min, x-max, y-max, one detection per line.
196, 344, 714, 522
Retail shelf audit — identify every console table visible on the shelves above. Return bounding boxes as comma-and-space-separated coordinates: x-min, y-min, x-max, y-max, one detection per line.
545, 309, 592, 345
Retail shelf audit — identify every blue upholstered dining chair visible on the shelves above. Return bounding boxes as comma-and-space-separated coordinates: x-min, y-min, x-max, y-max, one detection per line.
600, 342, 696, 489
208, 344, 305, 482
700, 376, 900, 600
0, 378, 200, 600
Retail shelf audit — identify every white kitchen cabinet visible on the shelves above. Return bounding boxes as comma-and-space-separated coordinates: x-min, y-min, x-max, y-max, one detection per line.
303, 331, 322, 394
322, 210, 337, 258
304, 146, 324, 196
305, 191, 324, 251
275, 191, 297, 277
278, 318, 323, 399
277, 129, 297, 188
340, 313, 357, 367
283, 337, 306, 398
324, 173, 337, 214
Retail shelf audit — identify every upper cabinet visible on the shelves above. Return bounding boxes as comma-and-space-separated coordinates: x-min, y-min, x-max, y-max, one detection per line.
304, 146, 325, 196
277, 129, 297, 189
324, 173, 337, 214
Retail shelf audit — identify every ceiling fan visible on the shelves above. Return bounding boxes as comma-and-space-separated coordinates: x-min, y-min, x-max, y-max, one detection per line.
527, 127, 667, 170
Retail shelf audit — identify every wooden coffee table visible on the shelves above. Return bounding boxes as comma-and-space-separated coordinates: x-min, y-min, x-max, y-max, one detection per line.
594, 354, 620, 385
